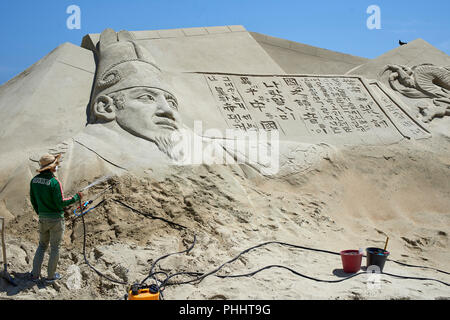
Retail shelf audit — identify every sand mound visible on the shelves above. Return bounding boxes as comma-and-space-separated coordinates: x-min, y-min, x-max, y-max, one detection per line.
1, 135, 449, 300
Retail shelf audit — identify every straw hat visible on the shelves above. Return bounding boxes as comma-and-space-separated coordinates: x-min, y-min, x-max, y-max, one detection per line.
37, 153, 61, 172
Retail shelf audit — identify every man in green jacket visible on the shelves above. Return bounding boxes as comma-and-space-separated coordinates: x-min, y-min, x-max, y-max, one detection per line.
29, 153, 83, 282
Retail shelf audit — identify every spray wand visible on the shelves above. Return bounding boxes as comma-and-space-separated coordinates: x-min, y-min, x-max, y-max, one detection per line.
73, 175, 112, 217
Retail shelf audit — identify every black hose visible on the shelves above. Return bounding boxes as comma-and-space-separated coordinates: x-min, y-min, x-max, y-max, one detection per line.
112, 199, 187, 230
141, 233, 196, 285
153, 242, 450, 289
79, 198, 128, 285
155, 240, 450, 290
112, 201, 450, 290
382, 272, 450, 286
80, 198, 450, 296
161, 265, 450, 289
158, 240, 346, 290
217, 265, 366, 282
386, 259, 450, 276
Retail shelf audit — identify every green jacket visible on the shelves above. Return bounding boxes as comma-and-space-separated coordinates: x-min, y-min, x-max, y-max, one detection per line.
30, 170, 80, 218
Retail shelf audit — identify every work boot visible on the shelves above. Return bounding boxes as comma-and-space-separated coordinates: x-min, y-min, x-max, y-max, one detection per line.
45, 272, 62, 284
25, 272, 40, 282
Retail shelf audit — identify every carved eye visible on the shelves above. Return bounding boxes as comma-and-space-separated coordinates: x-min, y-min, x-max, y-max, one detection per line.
137, 94, 155, 102
164, 94, 178, 110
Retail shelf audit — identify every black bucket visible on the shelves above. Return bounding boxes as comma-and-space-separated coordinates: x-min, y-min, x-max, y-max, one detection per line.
366, 247, 389, 272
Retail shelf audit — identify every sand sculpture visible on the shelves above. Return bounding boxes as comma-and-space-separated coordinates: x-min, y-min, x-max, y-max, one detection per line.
380, 64, 450, 122
68, 29, 283, 180
0, 26, 449, 300
43, 28, 432, 184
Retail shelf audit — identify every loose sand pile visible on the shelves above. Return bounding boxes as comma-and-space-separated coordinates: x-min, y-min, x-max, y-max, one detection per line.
1, 130, 449, 300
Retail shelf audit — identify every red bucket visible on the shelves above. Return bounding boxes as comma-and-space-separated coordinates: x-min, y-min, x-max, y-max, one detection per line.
340, 250, 363, 273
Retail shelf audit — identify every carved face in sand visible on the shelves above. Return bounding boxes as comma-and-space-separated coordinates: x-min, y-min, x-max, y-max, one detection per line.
92, 86, 184, 159
89, 29, 186, 159
111, 87, 179, 134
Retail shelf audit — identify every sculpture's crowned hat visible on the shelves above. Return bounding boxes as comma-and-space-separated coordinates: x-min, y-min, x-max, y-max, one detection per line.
91, 29, 173, 103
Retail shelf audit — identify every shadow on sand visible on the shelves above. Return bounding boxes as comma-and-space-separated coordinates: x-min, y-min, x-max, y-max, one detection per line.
0, 271, 52, 298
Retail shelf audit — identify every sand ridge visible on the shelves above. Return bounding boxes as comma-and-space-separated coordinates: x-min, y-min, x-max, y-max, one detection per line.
1, 136, 449, 300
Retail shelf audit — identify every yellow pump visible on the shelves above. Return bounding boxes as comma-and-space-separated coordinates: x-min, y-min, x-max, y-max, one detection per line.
127, 284, 160, 300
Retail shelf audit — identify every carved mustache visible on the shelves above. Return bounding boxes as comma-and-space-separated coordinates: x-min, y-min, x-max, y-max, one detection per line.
153, 115, 179, 130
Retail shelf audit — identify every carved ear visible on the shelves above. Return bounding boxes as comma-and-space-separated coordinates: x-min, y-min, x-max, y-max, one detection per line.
92, 95, 116, 122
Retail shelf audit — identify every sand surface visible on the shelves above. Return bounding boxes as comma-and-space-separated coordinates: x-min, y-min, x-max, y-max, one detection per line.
1, 124, 449, 300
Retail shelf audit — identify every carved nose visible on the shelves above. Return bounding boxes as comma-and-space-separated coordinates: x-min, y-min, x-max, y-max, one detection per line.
155, 100, 176, 122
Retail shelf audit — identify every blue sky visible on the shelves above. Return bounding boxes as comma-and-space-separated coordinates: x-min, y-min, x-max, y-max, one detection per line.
0, 0, 449, 85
